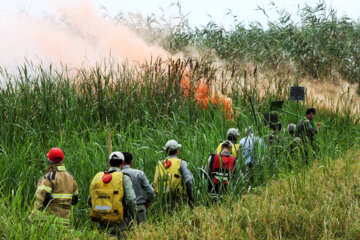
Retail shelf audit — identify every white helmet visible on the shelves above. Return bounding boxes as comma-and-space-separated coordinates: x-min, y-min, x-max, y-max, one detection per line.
164, 140, 182, 151
109, 151, 124, 161
288, 123, 296, 133
227, 128, 240, 137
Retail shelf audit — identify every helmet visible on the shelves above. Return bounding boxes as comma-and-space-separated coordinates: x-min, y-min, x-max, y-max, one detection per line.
109, 151, 125, 161
288, 123, 296, 133
47, 148, 64, 162
227, 128, 240, 137
164, 140, 182, 151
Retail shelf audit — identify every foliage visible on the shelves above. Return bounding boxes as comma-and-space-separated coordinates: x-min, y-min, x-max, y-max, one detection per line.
0, 59, 359, 238
1, 2, 360, 237
119, 2, 360, 86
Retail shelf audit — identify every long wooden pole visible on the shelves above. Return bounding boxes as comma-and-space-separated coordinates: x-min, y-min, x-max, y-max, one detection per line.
107, 130, 112, 156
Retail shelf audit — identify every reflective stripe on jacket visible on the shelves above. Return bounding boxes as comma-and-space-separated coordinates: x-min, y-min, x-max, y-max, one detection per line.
209, 151, 235, 185
31, 163, 78, 226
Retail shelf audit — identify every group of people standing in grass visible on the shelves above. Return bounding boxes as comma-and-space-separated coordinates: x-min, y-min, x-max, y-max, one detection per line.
30, 107, 320, 236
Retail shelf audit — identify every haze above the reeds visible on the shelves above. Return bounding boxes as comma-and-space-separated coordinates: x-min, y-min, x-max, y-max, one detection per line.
0, 0, 169, 69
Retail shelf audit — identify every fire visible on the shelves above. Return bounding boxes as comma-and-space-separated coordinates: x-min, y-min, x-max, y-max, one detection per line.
181, 70, 233, 120
211, 91, 233, 120
195, 81, 210, 109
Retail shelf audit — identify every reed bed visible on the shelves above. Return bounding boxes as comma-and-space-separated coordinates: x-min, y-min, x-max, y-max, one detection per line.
0, 58, 359, 239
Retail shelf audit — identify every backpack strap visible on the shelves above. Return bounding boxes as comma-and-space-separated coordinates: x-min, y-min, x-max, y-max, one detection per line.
210, 153, 233, 184
122, 172, 130, 178
209, 154, 216, 172
209, 154, 223, 173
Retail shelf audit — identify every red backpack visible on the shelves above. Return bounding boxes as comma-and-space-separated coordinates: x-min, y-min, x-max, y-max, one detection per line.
209, 153, 235, 186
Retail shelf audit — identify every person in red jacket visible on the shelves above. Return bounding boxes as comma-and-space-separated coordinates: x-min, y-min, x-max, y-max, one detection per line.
208, 140, 236, 197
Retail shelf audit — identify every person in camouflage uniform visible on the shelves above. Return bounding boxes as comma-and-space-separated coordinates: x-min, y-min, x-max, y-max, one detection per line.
297, 108, 321, 160
30, 148, 79, 227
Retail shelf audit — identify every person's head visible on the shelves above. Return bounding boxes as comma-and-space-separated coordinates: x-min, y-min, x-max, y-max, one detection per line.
227, 128, 240, 143
221, 140, 232, 152
47, 148, 64, 164
245, 127, 253, 136
306, 108, 316, 120
288, 123, 296, 136
109, 151, 125, 168
164, 140, 181, 156
123, 152, 133, 166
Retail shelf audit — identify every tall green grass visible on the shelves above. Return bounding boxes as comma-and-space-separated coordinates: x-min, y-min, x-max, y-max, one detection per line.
0, 59, 359, 239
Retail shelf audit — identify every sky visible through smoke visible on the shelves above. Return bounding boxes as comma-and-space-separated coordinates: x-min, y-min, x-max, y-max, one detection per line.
0, 0, 358, 69
1, 0, 358, 28
91, 0, 360, 28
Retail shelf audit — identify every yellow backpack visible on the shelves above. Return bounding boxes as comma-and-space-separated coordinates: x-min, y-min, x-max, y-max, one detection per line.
154, 157, 182, 195
89, 171, 124, 224
216, 143, 239, 159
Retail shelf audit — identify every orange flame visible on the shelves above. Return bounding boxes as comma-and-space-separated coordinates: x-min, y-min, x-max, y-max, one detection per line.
180, 71, 233, 120
181, 73, 192, 97
195, 81, 210, 109
211, 91, 233, 120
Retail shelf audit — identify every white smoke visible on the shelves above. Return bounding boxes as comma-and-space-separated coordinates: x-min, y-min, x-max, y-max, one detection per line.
0, 0, 169, 70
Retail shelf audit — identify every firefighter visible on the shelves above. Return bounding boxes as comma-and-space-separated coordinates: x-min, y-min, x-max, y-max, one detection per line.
30, 148, 79, 228
121, 152, 154, 223
239, 127, 266, 184
287, 123, 301, 155
297, 108, 321, 161
208, 140, 236, 197
154, 140, 194, 211
216, 128, 241, 160
89, 151, 136, 235
297, 108, 321, 147
239, 127, 265, 169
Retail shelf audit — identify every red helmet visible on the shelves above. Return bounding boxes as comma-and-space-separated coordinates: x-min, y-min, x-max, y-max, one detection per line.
47, 148, 64, 162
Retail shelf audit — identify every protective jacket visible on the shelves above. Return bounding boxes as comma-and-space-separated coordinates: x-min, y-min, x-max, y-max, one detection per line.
32, 163, 78, 226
